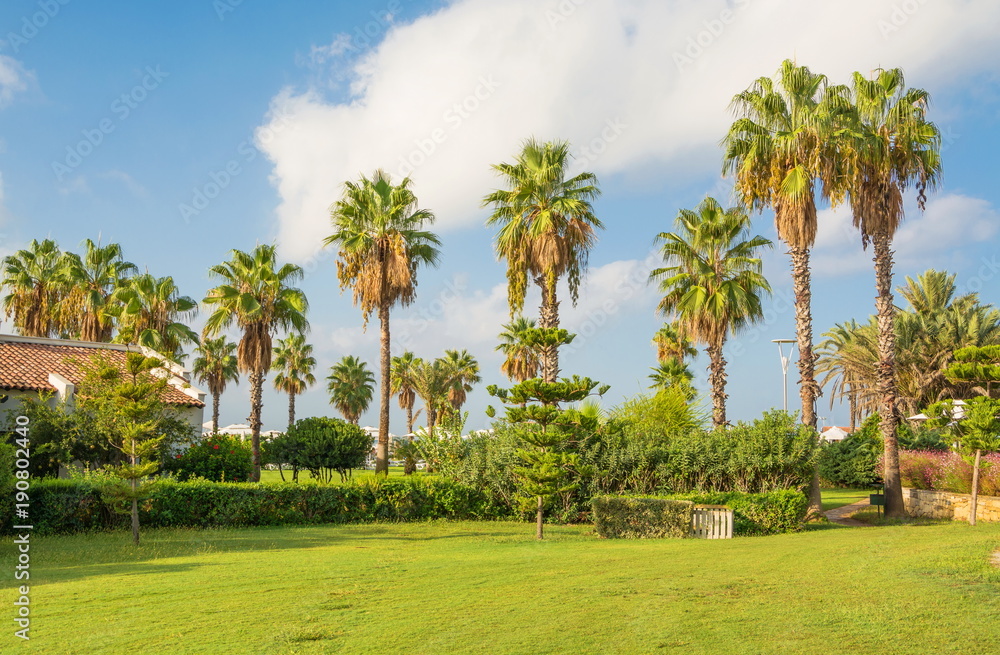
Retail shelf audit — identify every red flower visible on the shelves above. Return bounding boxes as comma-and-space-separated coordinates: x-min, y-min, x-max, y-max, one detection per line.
213, 445, 220, 450
175, 454, 182, 459
230, 451, 235, 454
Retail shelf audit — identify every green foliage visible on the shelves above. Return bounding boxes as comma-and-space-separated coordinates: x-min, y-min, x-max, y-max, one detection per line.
0, 440, 14, 518
279, 417, 371, 483
664, 489, 808, 535
591, 496, 694, 539
3, 393, 86, 477
0, 476, 512, 535
163, 433, 253, 482
818, 414, 884, 488
606, 386, 705, 438
413, 412, 467, 473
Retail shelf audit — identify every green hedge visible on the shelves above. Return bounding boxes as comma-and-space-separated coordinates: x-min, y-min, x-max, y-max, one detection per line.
663, 489, 808, 535
591, 496, 694, 539
0, 476, 512, 536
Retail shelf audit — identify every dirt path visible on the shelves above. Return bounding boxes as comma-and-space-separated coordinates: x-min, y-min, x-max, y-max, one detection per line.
824, 498, 872, 527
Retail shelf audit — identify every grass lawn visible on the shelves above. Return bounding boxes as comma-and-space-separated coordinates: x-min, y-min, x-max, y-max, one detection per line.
257, 467, 417, 484
820, 487, 871, 512
3, 520, 1000, 654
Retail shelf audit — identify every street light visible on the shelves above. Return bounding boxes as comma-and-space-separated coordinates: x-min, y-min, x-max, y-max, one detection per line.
772, 339, 796, 413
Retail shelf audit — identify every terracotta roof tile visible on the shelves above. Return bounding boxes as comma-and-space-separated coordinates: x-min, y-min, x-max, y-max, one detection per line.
0, 340, 204, 408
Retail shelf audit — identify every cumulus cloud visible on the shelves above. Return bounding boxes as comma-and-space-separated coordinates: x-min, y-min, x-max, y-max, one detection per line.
812, 193, 1000, 276
256, 0, 1000, 262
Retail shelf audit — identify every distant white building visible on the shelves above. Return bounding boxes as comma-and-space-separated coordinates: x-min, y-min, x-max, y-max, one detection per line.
820, 426, 852, 443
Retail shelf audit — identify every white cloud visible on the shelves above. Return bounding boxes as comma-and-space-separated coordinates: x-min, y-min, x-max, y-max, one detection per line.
812, 193, 1000, 276
0, 55, 29, 108
257, 0, 1000, 262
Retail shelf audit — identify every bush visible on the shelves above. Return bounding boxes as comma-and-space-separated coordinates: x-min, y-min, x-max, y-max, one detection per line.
163, 433, 253, 482
0, 476, 512, 536
278, 417, 371, 483
899, 450, 1000, 496
591, 496, 694, 539
818, 414, 883, 488
663, 489, 808, 535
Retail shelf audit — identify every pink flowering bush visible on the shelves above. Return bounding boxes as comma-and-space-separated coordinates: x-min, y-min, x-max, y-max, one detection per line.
898, 450, 1000, 496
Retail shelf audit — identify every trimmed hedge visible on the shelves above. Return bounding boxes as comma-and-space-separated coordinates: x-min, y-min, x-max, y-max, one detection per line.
0, 476, 512, 536
591, 495, 694, 539
663, 489, 808, 535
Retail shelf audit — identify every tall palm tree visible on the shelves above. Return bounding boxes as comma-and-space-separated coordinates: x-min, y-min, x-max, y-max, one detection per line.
496, 316, 541, 382
110, 273, 199, 361
409, 357, 453, 439
442, 348, 481, 415
327, 355, 375, 425
723, 59, 847, 430
324, 170, 440, 474
60, 239, 136, 342
192, 336, 240, 433
1, 238, 67, 337
649, 197, 772, 429
390, 351, 422, 436
483, 138, 603, 383
203, 245, 309, 482
272, 333, 317, 430
844, 67, 942, 518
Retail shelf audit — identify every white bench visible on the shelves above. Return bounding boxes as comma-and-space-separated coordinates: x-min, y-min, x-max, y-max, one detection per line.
691, 505, 734, 539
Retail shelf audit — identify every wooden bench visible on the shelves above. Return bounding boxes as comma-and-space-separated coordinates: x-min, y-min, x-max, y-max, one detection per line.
691, 505, 733, 539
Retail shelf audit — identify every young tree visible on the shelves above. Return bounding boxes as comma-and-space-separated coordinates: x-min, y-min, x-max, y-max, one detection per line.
325, 170, 440, 475
486, 327, 607, 539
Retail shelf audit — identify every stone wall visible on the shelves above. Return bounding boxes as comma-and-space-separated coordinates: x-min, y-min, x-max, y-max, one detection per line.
902, 487, 1000, 522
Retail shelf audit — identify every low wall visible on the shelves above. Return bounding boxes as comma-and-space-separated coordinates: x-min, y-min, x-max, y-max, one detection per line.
902, 487, 1000, 522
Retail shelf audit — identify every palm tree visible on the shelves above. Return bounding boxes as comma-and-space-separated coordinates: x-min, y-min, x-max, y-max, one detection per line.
272, 333, 317, 430
496, 316, 540, 382
324, 170, 440, 474
1, 238, 66, 337
483, 138, 603, 383
443, 348, 481, 415
60, 239, 136, 342
648, 359, 695, 391
192, 336, 240, 433
649, 197, 772, 429
327, 355, 375, 424
843, 67, 943, 518
390, 351, 422, 436
409, 357, 453, 439
110, 273, 199, 361
203, 245, 309, 481
723, 59, 847, 430
652, 322, 698, 364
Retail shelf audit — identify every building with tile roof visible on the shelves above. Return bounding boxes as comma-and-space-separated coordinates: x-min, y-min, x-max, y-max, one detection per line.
0, 333, 205, 430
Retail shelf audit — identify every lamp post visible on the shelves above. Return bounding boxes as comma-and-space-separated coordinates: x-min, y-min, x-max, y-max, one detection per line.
772, 339, 796, 413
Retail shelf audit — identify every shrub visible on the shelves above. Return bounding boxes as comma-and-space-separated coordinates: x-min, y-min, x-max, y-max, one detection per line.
818, 414, 883, 488
898, 450, 1000, 496
663, 489, 808, 535
591, 496, 694, 539
0, 476, 512, 536
278, 417, 371, 483
163, 433, 253, 482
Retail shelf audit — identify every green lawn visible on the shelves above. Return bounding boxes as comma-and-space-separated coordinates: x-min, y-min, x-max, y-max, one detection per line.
3, 519, 1000, 654
820, 487, 871, 512
257, 466, 416, 484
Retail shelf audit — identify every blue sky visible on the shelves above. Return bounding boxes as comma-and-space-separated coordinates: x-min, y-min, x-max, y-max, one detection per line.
2, 0, 999, 432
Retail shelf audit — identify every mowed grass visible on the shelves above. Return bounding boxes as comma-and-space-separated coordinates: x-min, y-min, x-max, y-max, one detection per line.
820, 487, 871, 512
3, 518, 1000, 654
257, 466, 416, 484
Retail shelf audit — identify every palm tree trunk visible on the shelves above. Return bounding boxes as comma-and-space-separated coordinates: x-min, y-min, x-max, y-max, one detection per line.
427, 406, 437, 439
872, 233, 905, 518
538, 276, 560, 383
970, 448, 981, 526
212, 391, 221, 433
248, 370, 264, 482
376, 300, 391, 476
706, 339, 727, 429
288, 391, 296, 431
406, 403, 414, 436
